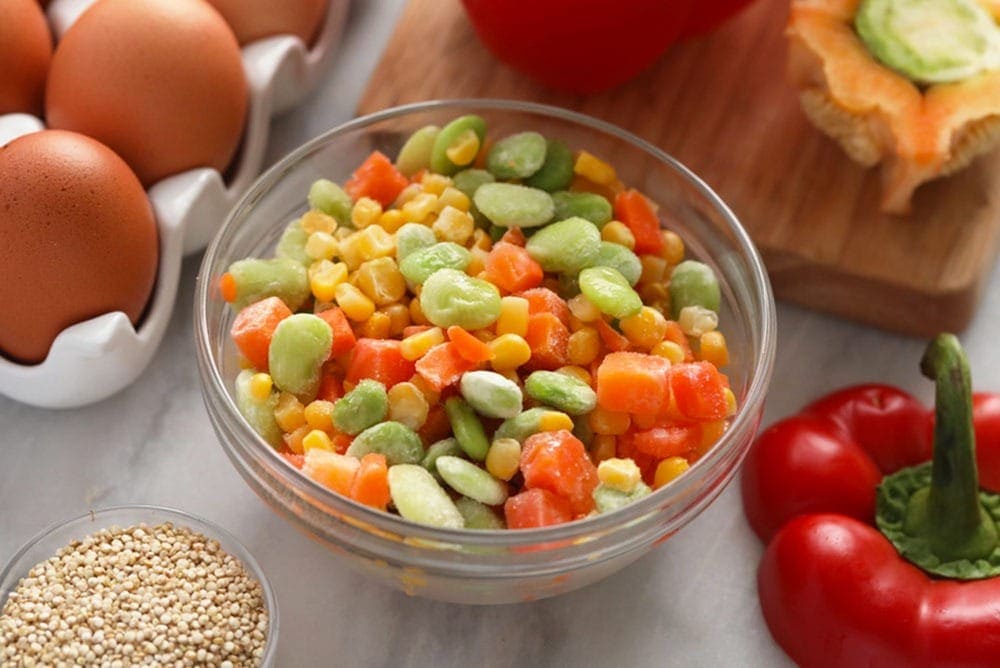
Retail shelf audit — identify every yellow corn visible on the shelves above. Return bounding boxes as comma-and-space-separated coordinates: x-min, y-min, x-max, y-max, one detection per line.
620, 306, 668, 351
408, 296, 429, 325
357, 225, 396, 260
539, 411, 574, 433
485, 438, 521, 481
654, 457, 690, 489
445, 128, 480, 167
377, 209, 406, 233
661, 230, 685, 265
597, 458, 642, 493
401, 192, 438, 225
699, 419, 727, 454
437, 186, 471, 213
699, 331, 729, 367
574, 150, 618, 186
567, 327, 600, 366
471, 228, 492, 252
495, 296, 529, 337
488, 334, 532, 371
305, 231, 339, 261
725, 388, 738, 416
304, 400, 335, 432
466, 246, 490, 277
556, 365, 591, 386
387, 382, 429, 430
567, 315, 587, 332
302, 429, 334, 453
639, 255, 669, 286
601, 221, 635, 249
351, 197, 383, 228
678, 306, 718, 337
360, 311, 392, 339
637, 282, 670, 308
566, 293, 601, 322
588, 407, 631, 435
394, 183, 422, 207
433, 205, 474, 245
334, 282, 376, 322
300, 209, 337, 235
408, 373, 441, 406
308, 259, 349, 303
400, 327, 446, 361
590, 435, 617, 464
284, 425, 310, 455
249, 373, 273, 401
651, 340, 684, 365
274, 392, 305, 433
381, 303, 411, 337
355, 257, 407, 305
420, 173, 452, 196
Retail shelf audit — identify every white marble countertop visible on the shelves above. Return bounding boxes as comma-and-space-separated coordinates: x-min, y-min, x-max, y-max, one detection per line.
4, 3, 1000, 666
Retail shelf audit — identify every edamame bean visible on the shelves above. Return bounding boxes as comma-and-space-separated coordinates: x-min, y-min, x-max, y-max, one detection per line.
419, 269, 502, 330
525, 217, 601, 275
396, 223, 438, 262
395, 125, 440, 177
421, 437, 463, 476
234, 369, 282, 447
275, 219, 311, 266
473, 182, 554, 228
459, 370, 523, 418
452, 168, 495, 198
308, 179, 353, 226
268, 313, 332, 399
455, 497, 506, 530
388, 465, 464, 529
436, 456, 508, 506
430, 115, 487, 175
593, 241, 642, 286
444, 397, 490, 461
486, 131, 547, 179
552, 191, 612, 227
524, 139, 574, 192
399, 242, 471, 286
524, 370, 597, 415
578, 266, 643, 319
669, 260, 721, 319
593, 482, 652, 514
494, 407, 565, 443
332, 379, 388, 435
346, 421, 424, 466
227, 257, 310, 311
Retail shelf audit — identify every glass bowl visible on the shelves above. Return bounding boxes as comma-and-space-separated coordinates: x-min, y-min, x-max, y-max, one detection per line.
194, 99, 776, 604
0, 505, 278, 666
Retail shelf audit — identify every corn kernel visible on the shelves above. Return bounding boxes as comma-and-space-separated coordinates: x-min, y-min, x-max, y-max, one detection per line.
274, 392, 305, 432
437, 186, 471, 212
471, 228, 492, 251
360, 311, 392, 339
699, 419, 727, 454
377, 209, 406, 233
356, 225, 396, 260
302, 429, 334, 452
651, 340, 685, 364
381, 303, 411, 337
466, 246, 489, 277
409, 373, 441, 406
567, 327, 600, 366
409, 296, 429, 325
588, 407, 631, 435
351, 196, 382, 228
394, 183, 422, 207
556, 365, 591, 386
678, 306, 718, 337
284, 424, 310, 454
249, 373, 273, 401
620, 306, 668, 351
305, 231, 339, 261
590, 435, 617, 464
661, 230, 685, 265
387, 382, 430, 430
639, 255, 669, 286
432, 206, 474, 245
355, 257, 407, 305
539, 411, 574, 432
725, 388, 738, 416
574, 150, 618, 186
400, 327, 446, 361
567, 315, 587, 332
401, 192, 439, 224
495, 296, 529, 337
699, 331, 729, 367
304, 400, 335, 432
597, 458, 642, 493
601, 220, 635, 249
488, 333, 532, 371
420, 173, 452, 196
445, 128, 480, 167
567, 293, 601, 322
300, 209, 337, 235
486, 438, 521, 481
334, 282, 376, 321
654, 457, 690, 488
308, 259, 349, 303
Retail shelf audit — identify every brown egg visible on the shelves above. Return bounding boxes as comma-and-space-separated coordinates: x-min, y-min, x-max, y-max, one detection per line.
0, 0, 53, 115
45, 0, 248, 187
0, 130, 158, 364
204, 0, 329, 46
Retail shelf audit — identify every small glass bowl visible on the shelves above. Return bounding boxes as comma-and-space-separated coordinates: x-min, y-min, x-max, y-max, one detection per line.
0, 505, 278, 666
195, 99, 777, 604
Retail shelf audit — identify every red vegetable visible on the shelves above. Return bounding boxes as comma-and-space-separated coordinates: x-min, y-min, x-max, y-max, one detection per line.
742, 336, 1000, 667
343, 151, 408, 207
345, 338, 414, 389
614, 190, 664, 255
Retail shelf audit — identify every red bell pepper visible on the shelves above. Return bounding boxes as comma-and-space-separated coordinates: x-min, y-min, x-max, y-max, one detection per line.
742, 335, 1000, 667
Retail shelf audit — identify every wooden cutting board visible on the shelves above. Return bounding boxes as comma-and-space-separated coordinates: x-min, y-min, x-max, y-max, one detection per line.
358, 0, 1000, 337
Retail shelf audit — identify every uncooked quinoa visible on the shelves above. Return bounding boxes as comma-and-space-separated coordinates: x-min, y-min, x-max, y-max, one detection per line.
0, 522, 268, 667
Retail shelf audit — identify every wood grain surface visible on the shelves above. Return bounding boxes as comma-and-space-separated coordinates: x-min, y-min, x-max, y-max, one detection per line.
358, 0, 1000, 336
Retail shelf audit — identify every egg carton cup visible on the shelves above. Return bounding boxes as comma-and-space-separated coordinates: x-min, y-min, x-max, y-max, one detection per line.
0, 0, 350, 409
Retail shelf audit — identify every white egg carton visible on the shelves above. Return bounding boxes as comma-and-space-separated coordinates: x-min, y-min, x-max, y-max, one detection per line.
0, 0, 350, 408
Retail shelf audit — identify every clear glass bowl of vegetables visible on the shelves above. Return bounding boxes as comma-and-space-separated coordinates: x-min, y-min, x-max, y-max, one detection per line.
194, 99, 776, 604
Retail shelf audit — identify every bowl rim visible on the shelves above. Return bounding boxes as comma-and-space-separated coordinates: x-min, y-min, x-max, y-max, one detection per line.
195, 98, 777, 547
0, 504, 278, 665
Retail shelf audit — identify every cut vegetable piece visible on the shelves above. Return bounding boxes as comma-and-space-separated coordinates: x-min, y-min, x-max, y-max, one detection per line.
524, 313, 570, 371
629, 425, 700, 458
520, 430, 599, 515
614, 190, 664, 255
302, 448, 360, 495
504, 488, 574, 529
316, 307, 356, 357
473, 182, 554, 228
415, 342, 480, 391
389, 464, 465, 528
344, 150, 409, 207
436, 456, 509, 505
447, 326, 495, 363
349, 453, 390, 510
230, 296, 292, 370
669, 361, 729, 420
345, 338, 415, 389
596, 352, 671, 415
484, 242, 544, 294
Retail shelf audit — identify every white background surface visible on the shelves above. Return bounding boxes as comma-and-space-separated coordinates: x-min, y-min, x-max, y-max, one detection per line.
3, 3, 997, 666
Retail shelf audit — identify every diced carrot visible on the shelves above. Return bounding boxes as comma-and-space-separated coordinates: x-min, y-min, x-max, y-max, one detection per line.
520, 430, 599, 515
518, 287, 571, 326
316, 363, 344, 402
302, 449, 360, 496
280, 451, 305, 469
628, 425, 700, 458
663, 320, 694, 362
484, 242, 544, 293
414, 342, 480, 391
447, 326, 494, 363
669, 361, 728, 421
595, 351, 671, 415
344, 151, 409, 207
229, 296, 293, 370
345, 338, 415, 388
219, 272, 237, 303
331, 432, 353, 454
504, 488, 574, 529
317, 307, 357, 356
499, 227, 527, 247
524, 313, 570, 371
402, 325, 433, 338
614, 189, 664, 255
595, 318, 630, 352
350, 453, 391, 510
